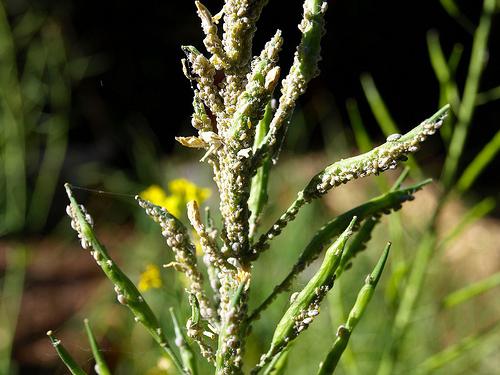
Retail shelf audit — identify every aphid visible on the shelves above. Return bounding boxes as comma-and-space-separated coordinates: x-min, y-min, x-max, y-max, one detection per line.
386, 133, 402, 142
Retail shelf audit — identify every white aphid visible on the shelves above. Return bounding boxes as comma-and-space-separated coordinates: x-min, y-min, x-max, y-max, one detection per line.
386, 133, 402, 142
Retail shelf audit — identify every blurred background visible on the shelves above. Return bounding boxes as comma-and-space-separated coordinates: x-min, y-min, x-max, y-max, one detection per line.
0, 0, 499, 374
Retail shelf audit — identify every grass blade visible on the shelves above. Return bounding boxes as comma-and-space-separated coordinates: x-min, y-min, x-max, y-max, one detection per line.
413, 320, 500, 375
84, 319, 111, 375
475, 85, 500, 106
443, 271, 500, 308
438, 197, 495, 250
457, 129, 500, 193
347, 98, 373, 153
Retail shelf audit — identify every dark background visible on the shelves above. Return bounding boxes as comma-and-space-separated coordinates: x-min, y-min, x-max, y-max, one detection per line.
9, 0, 500, 204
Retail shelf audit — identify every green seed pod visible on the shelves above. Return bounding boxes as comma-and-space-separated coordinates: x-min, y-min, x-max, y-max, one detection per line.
317, 243, 391, 375
47, 330, 87, 375
256, 217, 357, 371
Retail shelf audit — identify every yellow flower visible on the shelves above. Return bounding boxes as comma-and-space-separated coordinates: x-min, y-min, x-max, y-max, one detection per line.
168, 178, 211, 205
140, 179, 211, 219
140, 185, 167, 206
138, 264, 162, 292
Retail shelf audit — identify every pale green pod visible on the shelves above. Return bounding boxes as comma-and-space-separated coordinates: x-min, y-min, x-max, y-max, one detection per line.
248, 101, 274, 239
255, 218, 357, 371
84, 319, 111, 375
248, 179, 431, 322
317, 243, 391, 375
47, 330, 87, 375
251, 105, 448, 258
228, 31, 282, 145
64, 184, 185, 374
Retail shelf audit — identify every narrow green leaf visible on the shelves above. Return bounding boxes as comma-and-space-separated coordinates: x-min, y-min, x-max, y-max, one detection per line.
84, 319, 111, 375
476, 85, 500, 106
347, 98, 373, 153
439, 0, 475, 33
443, 271, 500, 308
46, 330, 87, 375
438, 197, 495, 250
457, 129, 500, 192
414, 321, 500, 375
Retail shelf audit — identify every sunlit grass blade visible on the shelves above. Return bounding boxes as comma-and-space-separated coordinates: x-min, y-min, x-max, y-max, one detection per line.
360, 73, 398, 136
46, 330, 87, 375
439, 0, 474, 33
426, 30, 460, 143
346, 98, 373, 153
317, 243, 390, 375
413, 320, 500, 375
457, 129, 500, 192
447, 43, 463, 75
438, 197, 495, 250
443, 271, 500, 308
441, 0, 495, 189
360, 73, 423, 177
248, 179, 431, 322
84, 319, 111, 375
475, 85, 500, 106
170, 308, 198, 375
0, 246, 28, 375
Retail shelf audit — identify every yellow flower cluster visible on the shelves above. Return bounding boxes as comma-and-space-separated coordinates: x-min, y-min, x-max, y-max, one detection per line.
140, 178, 211, 218
138, 264, 162, 292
